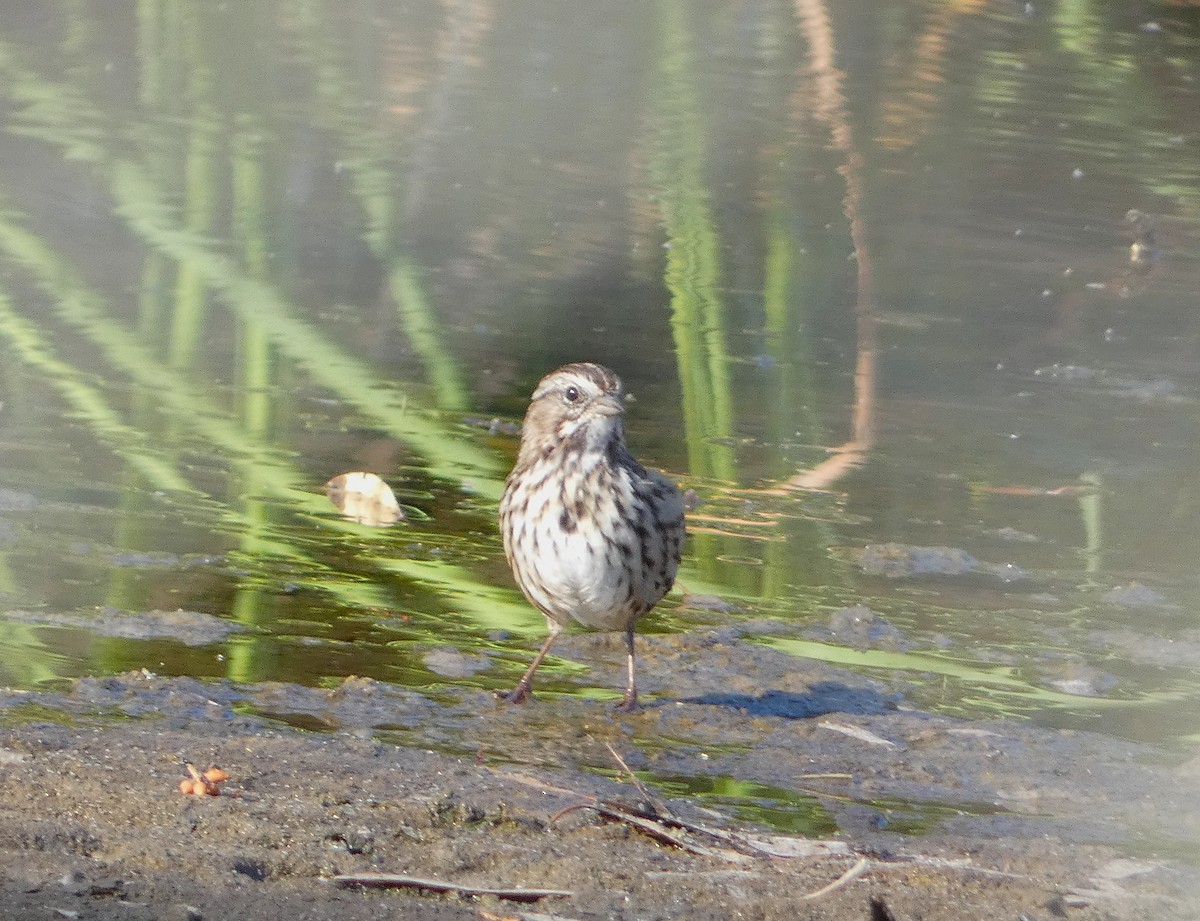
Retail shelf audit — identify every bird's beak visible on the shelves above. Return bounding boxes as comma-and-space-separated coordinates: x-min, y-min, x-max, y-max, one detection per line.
594, 393, 624, 417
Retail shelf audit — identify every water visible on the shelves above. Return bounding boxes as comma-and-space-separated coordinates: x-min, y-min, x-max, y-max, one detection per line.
0, 1, 1198, 758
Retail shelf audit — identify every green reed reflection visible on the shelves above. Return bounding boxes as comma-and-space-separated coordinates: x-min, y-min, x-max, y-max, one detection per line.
226, 113, 282, 683
0, 15, 527, 690
0, 288, 195, 495
0, 621, 61, 688
0, 33, 502, 495
290, 0, 473, 414
168, 103, 219, 369
651, 0, 736, 484
113, 161, 506, 494
0, 201, 531, 669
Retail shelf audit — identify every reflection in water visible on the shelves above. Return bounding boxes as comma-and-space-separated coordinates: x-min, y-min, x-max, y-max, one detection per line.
789, 0, 877, 490
652, 0, 736, 484
0, 1, 1196, 752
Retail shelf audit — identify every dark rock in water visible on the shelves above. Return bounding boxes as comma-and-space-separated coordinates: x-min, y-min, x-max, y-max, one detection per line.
679, 592, 734, 613
462, 416, 522, 437
993, 526, 1039, 543
1085, 628, 1200, 669
0, 488, 37, 511
856, 543, 977, 578
822, 604, 912, 652
1, 608, 243, 646
689, 685, 894, 720
1033, 363, 1102, 383
1032, 363, 1181, 404
422, 648, 492, 678
1101, 582, 1168, 608
110, 551, 183, 568
853, 543, 1026, 582
1039, 655, 1119, 697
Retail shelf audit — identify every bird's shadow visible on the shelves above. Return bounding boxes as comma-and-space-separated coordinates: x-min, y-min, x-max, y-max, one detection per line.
683, 682, 893, 719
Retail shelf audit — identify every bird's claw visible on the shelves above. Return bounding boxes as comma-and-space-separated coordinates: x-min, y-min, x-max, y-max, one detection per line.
496, 683, 533, 705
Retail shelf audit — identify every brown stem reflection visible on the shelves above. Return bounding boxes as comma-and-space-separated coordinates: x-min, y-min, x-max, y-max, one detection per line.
879, 0, 987, 153
786, 0, 876, 492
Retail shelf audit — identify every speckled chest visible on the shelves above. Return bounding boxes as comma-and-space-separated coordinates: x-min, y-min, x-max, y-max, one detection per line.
500, 450, 678, 631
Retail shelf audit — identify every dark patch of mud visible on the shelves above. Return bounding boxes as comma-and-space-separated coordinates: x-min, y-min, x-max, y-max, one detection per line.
805, 604, 912, 652
848, 543, 1027, 583
0, 630, 1196, 920
1084, 628, 1200, 669
2, 608, 245, 646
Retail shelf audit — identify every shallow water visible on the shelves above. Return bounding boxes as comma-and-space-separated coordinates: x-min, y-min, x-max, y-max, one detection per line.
0, 0, 1198, 762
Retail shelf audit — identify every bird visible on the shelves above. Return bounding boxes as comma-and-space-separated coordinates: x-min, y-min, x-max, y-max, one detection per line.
498, 362, 686, 711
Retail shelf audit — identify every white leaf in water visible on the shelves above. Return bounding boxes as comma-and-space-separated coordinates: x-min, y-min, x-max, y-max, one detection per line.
325, 472, 404, 526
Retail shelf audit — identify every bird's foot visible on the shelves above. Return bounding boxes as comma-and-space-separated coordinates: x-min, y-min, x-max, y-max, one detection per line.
496, 681, 533, 705
614, 690, 639, 713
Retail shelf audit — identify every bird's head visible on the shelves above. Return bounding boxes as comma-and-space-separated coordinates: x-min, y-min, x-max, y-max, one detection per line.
518, 362, 627, 465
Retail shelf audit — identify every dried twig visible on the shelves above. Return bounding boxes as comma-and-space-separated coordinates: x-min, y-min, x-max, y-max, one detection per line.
801, 856, 870, 899
817, 721, 898, 748
877, 855, 1029, 881
329, 873, 571, 902
493, 766, 1035, 900
501, 767, 849, 863
603, 741, 659, 809
554, 797, 852, 863
552, 801, 746, 861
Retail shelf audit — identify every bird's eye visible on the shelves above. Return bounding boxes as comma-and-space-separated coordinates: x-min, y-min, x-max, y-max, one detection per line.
564, 386, 580, 403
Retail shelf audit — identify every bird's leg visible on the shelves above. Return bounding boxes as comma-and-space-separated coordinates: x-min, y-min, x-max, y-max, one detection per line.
616, 629, 638, 712
499, 625, 562, 704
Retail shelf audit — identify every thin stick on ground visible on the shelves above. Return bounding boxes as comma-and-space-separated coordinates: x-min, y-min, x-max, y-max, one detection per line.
328, 873, 572, 902
551, 800, 747, 862
801, 855, 870, 900
603, 740, 662, 810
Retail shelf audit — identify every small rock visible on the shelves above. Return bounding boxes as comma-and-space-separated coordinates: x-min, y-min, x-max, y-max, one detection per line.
824, 605, 911, 652
1040, 656, 1118, 697
992, 526, 1038, 543
0, 488, 37, 511
680, 593, 733, 613
855, 543, 977, 578
1101, 582, 1167, 607
423, 649, 491, 679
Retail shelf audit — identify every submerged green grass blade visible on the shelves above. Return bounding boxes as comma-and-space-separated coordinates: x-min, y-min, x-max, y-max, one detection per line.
763, 636, 1186, 712
0, 41, 502, 499
111, 159, 503, 497
0, 288, 195, 495
0, 206, 526, 629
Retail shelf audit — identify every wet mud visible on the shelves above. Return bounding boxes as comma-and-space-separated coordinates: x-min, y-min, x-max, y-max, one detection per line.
0, 628, 1196, 920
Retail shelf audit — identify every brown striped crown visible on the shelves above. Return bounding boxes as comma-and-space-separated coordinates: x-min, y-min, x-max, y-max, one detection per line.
515, 363, 627, 469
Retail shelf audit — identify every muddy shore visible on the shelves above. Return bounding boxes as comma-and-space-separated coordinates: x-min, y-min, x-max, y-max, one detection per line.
1, 629, 1196, 920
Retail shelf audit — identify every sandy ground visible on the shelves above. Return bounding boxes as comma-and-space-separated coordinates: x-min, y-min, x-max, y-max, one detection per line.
1, 628, 1197, 920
